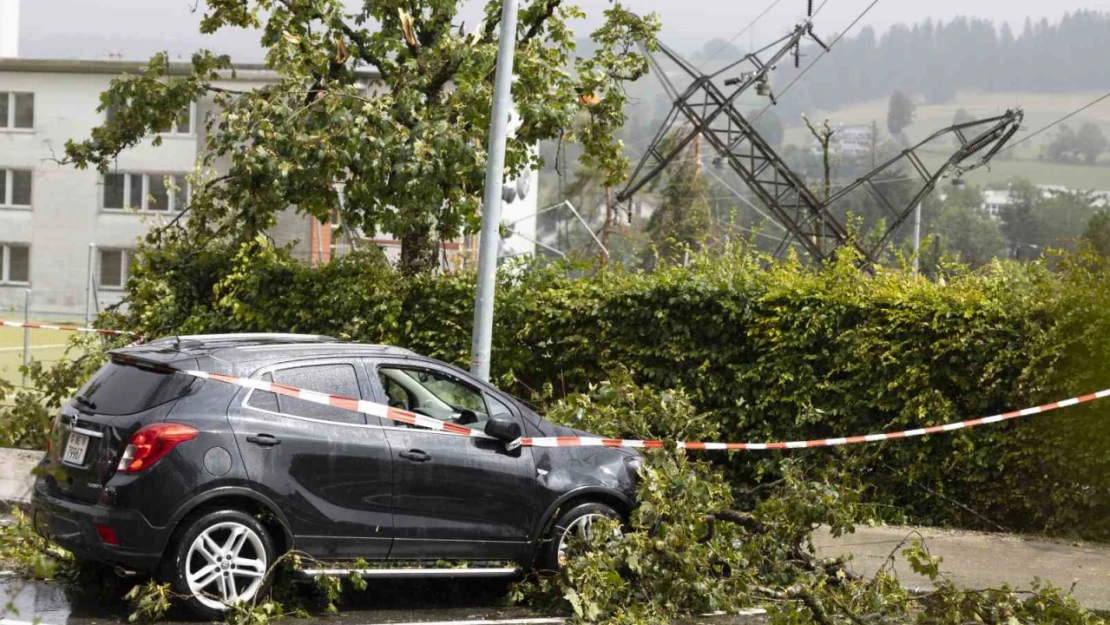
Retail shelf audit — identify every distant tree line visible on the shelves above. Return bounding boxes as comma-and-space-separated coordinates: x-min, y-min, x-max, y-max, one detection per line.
1043, 122, 1109, 164
773, 11, 1110, 117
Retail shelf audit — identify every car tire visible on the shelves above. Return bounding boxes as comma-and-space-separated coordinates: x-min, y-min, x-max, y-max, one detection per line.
537, 501, 620, 573
168, 509, 275, 619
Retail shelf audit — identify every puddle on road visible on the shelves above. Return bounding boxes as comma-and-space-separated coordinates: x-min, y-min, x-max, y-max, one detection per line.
1, 576, 132, 625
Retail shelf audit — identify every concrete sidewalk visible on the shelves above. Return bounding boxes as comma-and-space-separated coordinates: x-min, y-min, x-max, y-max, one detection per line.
0, 448, 41, 508
815, 525, 1110, 610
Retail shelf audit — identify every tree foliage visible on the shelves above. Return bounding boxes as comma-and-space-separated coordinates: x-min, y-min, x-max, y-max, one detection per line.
920, 185, 1007, 266
1083, 210, 1110, 257
35, 234, 1095, 540
1043, 122, 1108, 165
998, 178, 1101, 253
518, 379, 1104, 625
0, 333, 120, 450
643, 132, 711, 265
885, 90, 915, 137
62, 0, 659, 273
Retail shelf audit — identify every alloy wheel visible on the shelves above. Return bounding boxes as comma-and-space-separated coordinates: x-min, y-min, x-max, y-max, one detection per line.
184, 521, 268, 610
557, 513, 614, 566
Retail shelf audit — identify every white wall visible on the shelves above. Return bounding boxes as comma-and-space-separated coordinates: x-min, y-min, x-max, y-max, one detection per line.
0, 69, 199, 316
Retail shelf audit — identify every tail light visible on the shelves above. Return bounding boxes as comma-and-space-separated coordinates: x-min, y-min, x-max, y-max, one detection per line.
117, 423, 199, 473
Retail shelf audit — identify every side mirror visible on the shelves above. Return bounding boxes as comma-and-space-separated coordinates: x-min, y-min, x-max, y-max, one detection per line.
484, 417, 522, 450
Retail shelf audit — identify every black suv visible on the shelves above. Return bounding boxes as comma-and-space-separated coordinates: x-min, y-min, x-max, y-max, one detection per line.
31, 334, 639, 616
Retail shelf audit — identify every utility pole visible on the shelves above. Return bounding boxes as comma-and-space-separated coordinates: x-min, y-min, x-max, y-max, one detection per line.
469, 0, 520, 382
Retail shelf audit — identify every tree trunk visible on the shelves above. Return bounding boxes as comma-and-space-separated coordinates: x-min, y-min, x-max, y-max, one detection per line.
601, 186, 613, 265
400, 224, 440, 275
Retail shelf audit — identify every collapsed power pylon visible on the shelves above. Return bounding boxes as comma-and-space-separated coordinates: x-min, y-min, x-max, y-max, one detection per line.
617, 21, 1024, 263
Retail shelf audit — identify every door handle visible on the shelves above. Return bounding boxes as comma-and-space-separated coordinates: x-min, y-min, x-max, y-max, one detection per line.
399, 449, 430, 463
246, 434, 282, 447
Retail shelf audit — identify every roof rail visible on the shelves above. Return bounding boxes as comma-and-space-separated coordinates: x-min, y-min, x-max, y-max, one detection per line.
147, 333, 337, 347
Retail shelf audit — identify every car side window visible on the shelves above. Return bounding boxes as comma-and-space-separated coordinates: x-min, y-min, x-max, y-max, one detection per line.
247, 364, 364, 424
377, 366, 489, 425
246, 373, 279, 412
485, 394, 513, 419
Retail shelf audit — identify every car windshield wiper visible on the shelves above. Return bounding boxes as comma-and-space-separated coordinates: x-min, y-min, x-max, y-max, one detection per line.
74, 394, 97, 411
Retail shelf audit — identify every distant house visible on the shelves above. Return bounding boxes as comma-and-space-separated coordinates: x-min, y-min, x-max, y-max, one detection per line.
976, 185, 1110, 221
810, 123, 873, 158
980, 189, 1012, 221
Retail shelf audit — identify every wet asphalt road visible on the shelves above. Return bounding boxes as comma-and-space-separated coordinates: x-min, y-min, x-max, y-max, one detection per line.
1, 576, 544, 625
0, 576, 767, 625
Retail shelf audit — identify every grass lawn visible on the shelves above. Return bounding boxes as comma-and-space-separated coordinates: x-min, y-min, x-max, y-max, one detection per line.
780, 90, 1110, 190
0, 324, 80, 388
917, 151, 1110, 190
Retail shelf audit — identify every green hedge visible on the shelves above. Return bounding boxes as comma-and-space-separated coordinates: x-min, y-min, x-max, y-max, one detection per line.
121, 238, 1110, 539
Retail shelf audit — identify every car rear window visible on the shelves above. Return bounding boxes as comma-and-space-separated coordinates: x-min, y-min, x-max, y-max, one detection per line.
77, 360, 199, 415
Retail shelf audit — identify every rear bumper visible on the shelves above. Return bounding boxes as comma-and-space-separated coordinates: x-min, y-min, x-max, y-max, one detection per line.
31, 476, 167, 573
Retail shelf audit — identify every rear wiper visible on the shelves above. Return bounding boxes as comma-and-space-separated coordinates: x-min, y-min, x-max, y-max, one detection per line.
74, 394, 97, 411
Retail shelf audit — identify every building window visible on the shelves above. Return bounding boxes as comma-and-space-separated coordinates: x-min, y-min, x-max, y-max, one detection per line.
98, 249, 131, 289
0, 92, 34, 130
107, 102, 194, 136
102, 173, 188, 212
1, 244, 30, 284
0, 169, 32, 207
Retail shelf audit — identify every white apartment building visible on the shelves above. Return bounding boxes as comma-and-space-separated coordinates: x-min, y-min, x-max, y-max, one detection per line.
0, 58, 295, 317
0, 56, 537, 319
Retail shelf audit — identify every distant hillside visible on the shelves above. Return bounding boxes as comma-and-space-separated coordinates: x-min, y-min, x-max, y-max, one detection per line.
771, 11, 1110, 120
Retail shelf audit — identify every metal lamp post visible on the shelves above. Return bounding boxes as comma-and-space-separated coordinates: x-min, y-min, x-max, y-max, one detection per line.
468, 0, 520, 382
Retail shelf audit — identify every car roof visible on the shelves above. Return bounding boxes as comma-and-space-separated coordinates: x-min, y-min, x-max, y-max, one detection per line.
116, 333, 418, 370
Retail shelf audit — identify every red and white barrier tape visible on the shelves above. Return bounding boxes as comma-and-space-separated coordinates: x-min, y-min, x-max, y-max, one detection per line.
22, 321, 1100, 449
166, 365, 1110, 451
178, 369, 491, 439
1, 319, 140, 338
524, 388, 1110, 448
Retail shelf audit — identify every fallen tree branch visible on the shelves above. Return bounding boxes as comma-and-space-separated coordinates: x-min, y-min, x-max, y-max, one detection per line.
755, 585, 836, 625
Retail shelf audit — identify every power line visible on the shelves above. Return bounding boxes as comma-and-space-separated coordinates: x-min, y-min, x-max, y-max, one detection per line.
997, 90, 1110, 154
698, 0, 786, 69
749, 0, 882, 125
700, 162, 789, 230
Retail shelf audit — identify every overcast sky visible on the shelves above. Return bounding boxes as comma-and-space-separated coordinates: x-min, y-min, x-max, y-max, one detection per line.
16, 0, 1104, 61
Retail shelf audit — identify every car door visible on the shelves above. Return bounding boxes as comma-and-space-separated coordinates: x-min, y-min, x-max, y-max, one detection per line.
367, 358, 537, 561
229, 359, 394, 560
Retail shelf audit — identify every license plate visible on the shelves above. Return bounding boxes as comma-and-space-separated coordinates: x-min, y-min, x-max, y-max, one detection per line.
63, 432, 90, 466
